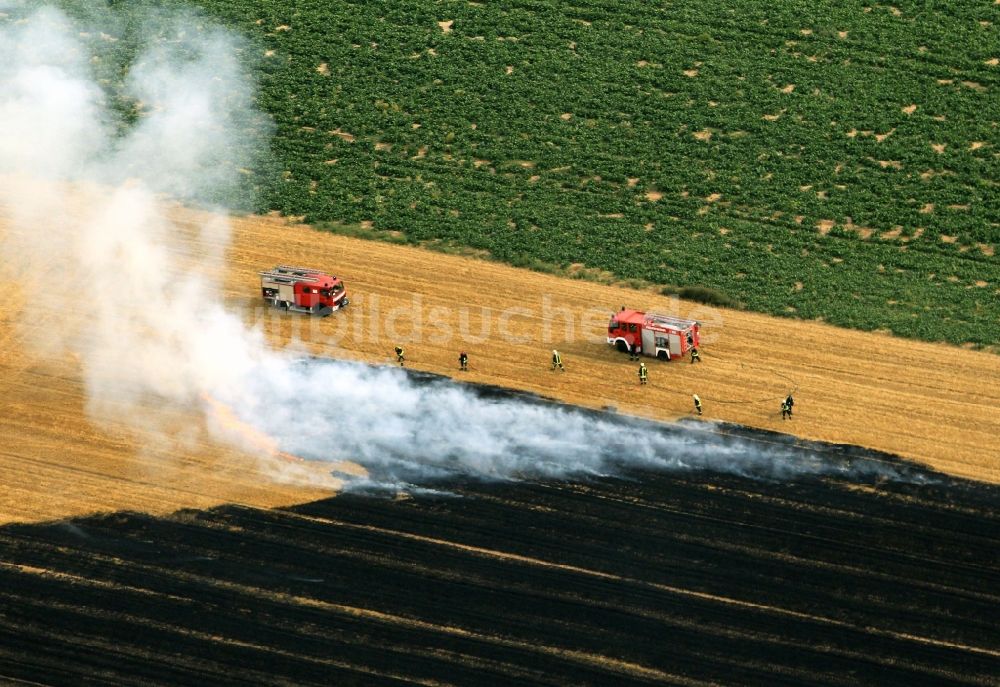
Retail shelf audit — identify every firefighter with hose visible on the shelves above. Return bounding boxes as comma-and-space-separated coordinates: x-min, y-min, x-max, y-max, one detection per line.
551, 349, 564, 371
638, 362, 648, 385
394, 346, 405, 366
784, 393, 795, 417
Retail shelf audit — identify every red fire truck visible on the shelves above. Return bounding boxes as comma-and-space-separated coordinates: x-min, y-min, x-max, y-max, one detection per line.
260, 265, 349, 316
608, 309, 700, 360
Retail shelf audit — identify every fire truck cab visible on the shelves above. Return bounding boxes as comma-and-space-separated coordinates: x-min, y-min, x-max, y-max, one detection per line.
608, 309, 700, 360
260, 265, 349, 316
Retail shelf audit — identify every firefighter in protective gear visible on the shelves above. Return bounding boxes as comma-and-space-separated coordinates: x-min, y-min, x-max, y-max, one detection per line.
690, 347, 701, 364
394, 346, 405, 366
638, 362, 648, 385
784, 393, 794, 417
459, 351, 468, 371
551, 349, 564, 371
630, 342, 639, 361
693, 394, 703, 415
781, 400, 792, 420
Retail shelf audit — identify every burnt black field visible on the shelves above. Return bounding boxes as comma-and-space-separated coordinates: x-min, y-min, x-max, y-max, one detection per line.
1, 449, 999, 686
1, 373, 998, 685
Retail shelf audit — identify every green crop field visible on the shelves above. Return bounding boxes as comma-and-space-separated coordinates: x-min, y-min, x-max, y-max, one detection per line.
48, 1, 1000, 345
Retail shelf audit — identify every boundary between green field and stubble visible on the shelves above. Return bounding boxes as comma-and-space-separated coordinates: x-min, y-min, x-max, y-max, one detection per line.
38, 0, 1000, 347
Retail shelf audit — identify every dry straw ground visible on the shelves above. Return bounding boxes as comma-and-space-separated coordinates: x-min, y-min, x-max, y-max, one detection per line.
1, 207, 997, 524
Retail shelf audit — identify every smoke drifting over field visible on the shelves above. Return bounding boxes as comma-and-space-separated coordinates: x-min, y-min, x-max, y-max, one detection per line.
0, 5, 913, 490
0, 5, 264, 414
225, 359, 915, 487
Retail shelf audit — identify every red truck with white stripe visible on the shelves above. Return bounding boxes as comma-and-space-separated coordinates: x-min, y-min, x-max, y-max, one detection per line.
260, 265, 349, 316
608, 309, 700, 360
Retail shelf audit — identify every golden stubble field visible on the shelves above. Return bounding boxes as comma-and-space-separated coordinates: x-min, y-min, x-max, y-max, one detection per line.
1, 202, 998, 524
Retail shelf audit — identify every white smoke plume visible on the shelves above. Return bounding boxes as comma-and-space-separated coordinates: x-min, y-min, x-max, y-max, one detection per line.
0, 3, 270, 452
217, 359, 916, 488
0, 4, 919, 491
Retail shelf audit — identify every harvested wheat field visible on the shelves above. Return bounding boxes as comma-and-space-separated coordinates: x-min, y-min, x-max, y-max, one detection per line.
1, 203, 999, 527
218, 212, 998, 481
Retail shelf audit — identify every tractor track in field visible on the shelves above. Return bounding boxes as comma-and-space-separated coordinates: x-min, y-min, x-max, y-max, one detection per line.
0, 466, 997, 686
